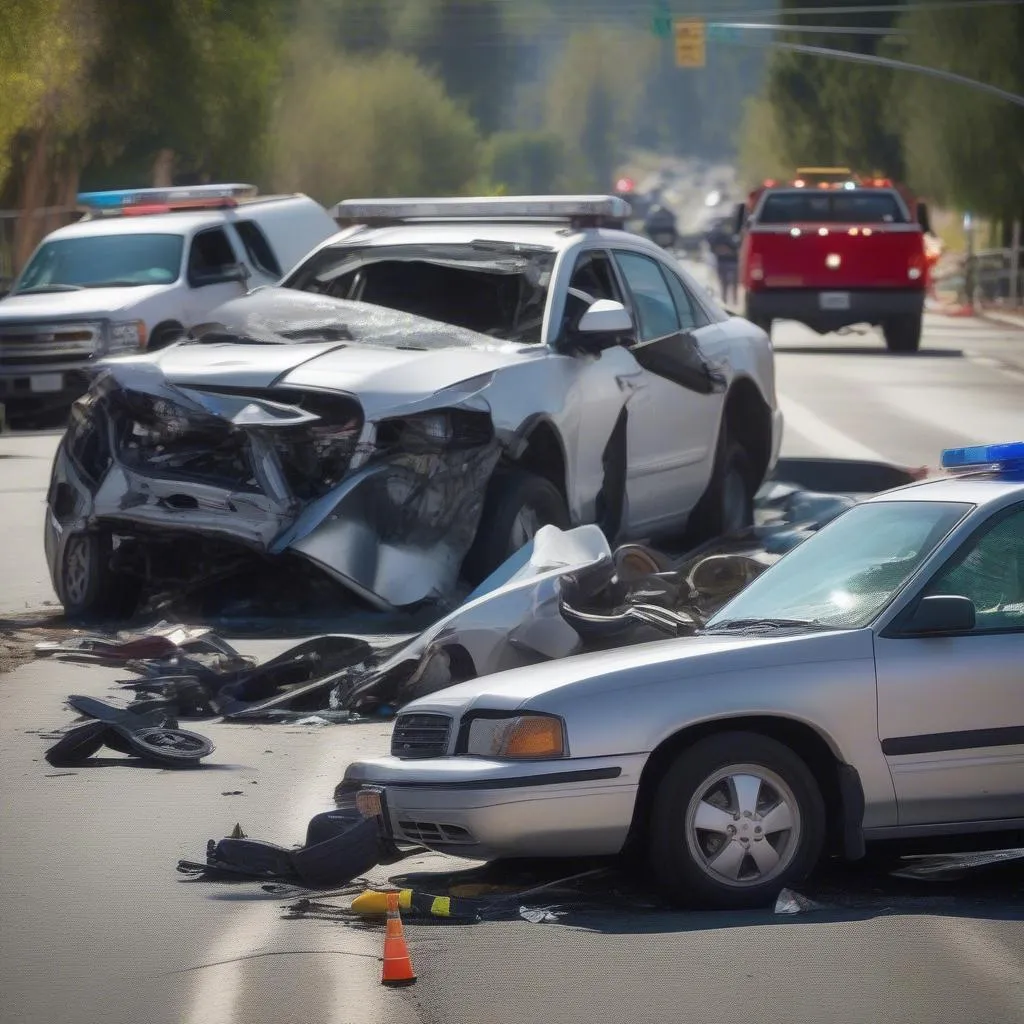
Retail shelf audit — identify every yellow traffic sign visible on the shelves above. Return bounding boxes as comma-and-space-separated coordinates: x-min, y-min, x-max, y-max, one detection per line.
674, 18, 705, 68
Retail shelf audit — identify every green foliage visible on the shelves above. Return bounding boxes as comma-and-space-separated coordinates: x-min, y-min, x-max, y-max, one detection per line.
763, 0, 905, 177
269, 46, 482, 204
483, 131, 568, 194
897, 4, 1024, 220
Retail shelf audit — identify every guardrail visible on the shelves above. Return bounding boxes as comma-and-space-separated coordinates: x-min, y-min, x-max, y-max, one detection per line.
963, 246, 1023, 308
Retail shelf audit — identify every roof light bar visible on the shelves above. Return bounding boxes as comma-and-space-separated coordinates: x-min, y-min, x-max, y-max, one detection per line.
77, 184, 258, 214
332, 195, 633, 227
941, 441, 1024, 479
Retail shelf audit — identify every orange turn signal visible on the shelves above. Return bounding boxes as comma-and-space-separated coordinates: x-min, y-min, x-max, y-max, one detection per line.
501, 716, 565, 758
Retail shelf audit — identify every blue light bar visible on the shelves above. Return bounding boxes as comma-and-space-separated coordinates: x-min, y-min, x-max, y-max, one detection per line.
76, 184, 257, 211
941, 441, 1024, 478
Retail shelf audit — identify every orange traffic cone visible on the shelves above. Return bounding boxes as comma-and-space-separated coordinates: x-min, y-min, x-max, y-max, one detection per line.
381, 891, 417, 987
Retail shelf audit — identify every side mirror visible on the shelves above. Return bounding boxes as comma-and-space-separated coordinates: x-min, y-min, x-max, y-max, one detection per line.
223, 262, 251, 285
193, 263, 250, 288
732, 202, 747, 235
575, 300, 633, 348
917, 202, 932, 235
903, 594, 975, 635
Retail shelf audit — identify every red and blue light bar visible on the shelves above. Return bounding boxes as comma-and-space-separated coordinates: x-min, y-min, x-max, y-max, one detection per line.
76, 184, 258, 215
941, 441, 1024, 480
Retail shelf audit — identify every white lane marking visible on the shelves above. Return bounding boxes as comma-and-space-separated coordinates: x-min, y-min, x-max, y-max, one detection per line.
182, 750, 383, 1024
777, 392, 891, 464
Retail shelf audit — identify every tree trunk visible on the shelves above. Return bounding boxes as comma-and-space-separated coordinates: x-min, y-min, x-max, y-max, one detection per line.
152, 148, 176, 187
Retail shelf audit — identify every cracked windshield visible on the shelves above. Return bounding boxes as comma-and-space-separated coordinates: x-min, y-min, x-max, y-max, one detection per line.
1, 2, 1021, 1024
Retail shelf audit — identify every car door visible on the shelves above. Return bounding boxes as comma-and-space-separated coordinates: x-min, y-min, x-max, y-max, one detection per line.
182, 226, 250, 324
610, 249, 724, 531
874, 503, 1024, 826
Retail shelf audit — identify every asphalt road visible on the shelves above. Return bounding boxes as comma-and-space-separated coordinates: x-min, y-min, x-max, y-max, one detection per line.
2, 309, 1023, 1024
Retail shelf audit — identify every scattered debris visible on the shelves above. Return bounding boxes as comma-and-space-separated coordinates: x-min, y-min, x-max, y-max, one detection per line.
45, 695, 215, 768
774, 888, 828, 915
889, 848, 1024, 881
518, 906, 566, 924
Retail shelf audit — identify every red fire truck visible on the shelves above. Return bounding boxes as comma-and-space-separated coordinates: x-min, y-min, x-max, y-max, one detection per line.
734, 169, 932, 353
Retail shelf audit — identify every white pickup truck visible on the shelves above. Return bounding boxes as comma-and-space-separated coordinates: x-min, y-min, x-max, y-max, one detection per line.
0, 184, 337, 419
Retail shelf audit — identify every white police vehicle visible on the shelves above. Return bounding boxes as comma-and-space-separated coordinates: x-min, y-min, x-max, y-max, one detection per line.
0, 184, 336, 416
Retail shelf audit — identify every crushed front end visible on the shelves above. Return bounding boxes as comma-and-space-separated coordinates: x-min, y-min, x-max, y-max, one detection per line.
45, 362, 501, 613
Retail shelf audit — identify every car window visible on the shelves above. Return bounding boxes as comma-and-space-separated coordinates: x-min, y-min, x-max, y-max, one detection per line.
922, 506, 1024, 632
662, 266, 711, 331
188, 228, 237, 282
758, 191, 907, 225
613, 251, 681, 342
234, 220, 282, 278
14, 234, 183, 292
707, 500, 973, 630
561, 250, 624, 333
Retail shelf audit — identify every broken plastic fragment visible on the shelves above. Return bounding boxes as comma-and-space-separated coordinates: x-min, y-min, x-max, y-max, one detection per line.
519, 905, 566, 924
773, 888, 826, 915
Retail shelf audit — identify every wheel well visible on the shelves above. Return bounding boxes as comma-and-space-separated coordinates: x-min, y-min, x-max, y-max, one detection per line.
509, 420, 567, 503
626, 716, 846, 857
148, 320, 184, 350
724, 377, 772, 487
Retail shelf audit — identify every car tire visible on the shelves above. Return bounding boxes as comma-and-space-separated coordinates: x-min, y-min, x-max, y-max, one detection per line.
56, 530, 140, 622
883, 313, 922, 354
44, 720, 110, 766
685, 429, 755, 545
121, 726, 215, 766
648, 732, 826, 910
462, 467, 570, 585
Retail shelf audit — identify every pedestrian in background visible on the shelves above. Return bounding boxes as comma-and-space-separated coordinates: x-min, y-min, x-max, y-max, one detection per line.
706, 219, 740, 305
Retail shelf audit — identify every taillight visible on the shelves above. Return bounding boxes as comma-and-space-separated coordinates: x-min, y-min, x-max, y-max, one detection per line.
749, 252, 764, 282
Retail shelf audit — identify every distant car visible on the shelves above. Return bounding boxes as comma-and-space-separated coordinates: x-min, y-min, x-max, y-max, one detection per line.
342, 443, 1024, 909
0, 184, 337, 415
44, 195, 780, 619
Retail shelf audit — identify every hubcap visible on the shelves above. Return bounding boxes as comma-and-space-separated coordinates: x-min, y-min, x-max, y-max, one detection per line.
63, 535, 92, 607
509, 505, 543, 552
684, 763, 801, 888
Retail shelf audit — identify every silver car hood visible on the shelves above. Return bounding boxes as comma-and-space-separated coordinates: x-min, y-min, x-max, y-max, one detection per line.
404, 628, 875, 713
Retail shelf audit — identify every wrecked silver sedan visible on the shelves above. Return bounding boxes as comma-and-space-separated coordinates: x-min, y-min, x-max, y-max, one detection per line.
44, 195, 782, 618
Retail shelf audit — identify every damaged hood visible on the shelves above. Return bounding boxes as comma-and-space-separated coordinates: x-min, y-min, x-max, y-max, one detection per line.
404, 627, 873, 713
0, 285, 169, 320
101, 288, 542, 417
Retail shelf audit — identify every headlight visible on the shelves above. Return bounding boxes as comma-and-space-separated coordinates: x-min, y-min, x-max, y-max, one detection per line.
107, 320, 147, 352
465, 714, 566, 759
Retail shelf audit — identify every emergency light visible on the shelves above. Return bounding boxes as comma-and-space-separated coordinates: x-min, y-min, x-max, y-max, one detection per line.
332, 195, 633, 227
941, 441, 1024, 479
76, 184, 258, 215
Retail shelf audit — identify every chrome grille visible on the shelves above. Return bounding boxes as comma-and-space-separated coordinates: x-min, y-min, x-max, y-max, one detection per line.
391, 713, 452, 759
0, 321, 102, 367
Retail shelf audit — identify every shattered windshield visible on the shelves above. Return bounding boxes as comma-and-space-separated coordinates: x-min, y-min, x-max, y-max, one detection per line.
707, 500, 972, 630
282, 241, 555, 344
14, 234, 184, 292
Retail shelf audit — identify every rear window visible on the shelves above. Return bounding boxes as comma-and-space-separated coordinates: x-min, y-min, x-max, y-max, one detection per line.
758, 191, 908, 225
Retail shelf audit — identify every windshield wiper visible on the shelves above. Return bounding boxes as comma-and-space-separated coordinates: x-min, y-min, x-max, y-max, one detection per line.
704, 617, 825, 633
14, 284, 86, 294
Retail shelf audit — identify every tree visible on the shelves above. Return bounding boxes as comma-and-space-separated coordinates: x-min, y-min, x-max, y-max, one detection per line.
269, 46, 482, 203
544, 27, 657, 190
483, 131, 568, 194
763, 0, 906, 177
897, 3, 1024, 221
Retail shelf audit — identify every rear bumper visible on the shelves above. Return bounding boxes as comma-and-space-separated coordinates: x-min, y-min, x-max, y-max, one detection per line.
746, 288, 924, 332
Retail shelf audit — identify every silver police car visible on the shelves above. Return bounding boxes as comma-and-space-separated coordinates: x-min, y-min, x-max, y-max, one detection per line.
343, 442, 1024, 908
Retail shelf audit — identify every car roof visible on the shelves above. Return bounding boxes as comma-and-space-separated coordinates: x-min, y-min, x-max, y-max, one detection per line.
312, 220, 660, 254
862, 474, 1024, 510
44, 196, 312, 241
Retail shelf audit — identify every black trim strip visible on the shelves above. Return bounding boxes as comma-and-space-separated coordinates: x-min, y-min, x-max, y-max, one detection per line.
367, 766, 623, 791
882, 726, 1024, 756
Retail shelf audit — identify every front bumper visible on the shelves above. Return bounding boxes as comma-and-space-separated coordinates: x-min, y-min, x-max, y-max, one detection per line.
340, 753, 647, 860
746, 287, 925, 332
